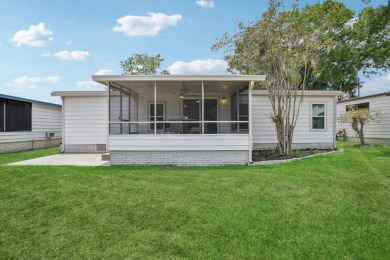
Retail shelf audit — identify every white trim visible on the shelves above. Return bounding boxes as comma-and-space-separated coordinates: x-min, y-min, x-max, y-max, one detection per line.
248, 81, 253, 163
51, 91, 107, 97
93, 75, 266, 83
310, 102, 327, 131
61, 96, 65, 152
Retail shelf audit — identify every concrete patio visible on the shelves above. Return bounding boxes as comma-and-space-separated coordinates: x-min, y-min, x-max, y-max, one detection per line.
8, 153, 109, 166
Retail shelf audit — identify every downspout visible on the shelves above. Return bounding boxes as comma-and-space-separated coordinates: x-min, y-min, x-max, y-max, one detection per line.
61, 96, 65, 153
248, 81, 254, 164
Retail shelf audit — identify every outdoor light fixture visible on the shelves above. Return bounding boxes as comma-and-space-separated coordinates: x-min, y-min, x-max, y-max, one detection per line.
221, 95, 227, 103
179, 89, 185, 99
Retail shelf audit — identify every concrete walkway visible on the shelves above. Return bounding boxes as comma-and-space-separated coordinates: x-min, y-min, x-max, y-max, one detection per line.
8, 153, 110, 166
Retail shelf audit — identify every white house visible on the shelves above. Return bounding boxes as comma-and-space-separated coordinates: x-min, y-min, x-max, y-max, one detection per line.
0, 94, 62, 153
52, 75, 341, 166
337, 92, 390, 145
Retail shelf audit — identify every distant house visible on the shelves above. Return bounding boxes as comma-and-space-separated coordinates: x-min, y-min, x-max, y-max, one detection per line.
337, 92, 390, 145
52, 75, 341, 166
0, 94, 62, 153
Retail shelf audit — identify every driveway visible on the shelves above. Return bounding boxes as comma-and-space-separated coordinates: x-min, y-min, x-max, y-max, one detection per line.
8, 153, 110, 166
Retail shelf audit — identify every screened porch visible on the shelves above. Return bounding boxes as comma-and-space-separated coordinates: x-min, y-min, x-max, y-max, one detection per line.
105, 78, 253, 136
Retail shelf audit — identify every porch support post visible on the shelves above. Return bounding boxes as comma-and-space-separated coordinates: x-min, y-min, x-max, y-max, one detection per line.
237, 89, 240, 133
108, 82, 111, 137
120, 85, 123, 134
201, 81, 204, 134
248, 81, 254, 164
154, 81, 157, 135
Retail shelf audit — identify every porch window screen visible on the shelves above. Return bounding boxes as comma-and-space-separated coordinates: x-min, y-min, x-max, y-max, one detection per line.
0, 99, 4, 132
149, 103, 164, 130
3, 99, 32, 132
311, 103, 325, 130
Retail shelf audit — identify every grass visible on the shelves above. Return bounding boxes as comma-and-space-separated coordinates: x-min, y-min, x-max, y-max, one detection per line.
0, 146, 59, 165
0, 142, 389, 259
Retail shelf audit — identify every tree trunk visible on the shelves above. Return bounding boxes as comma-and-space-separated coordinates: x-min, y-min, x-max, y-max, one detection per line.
359, 122, 365, 145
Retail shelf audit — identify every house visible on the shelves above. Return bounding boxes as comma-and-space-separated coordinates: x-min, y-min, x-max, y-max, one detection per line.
0, 94, 62, 153
337, 92, 390, 145
52, 75, 341, 166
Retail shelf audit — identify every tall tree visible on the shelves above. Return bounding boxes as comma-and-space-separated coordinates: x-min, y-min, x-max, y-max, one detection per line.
120, 54, 166, 75
213, 0, 353, 156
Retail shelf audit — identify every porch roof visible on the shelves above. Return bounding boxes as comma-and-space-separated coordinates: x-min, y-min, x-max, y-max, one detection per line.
92, 74, 265, 94
92, 74, 265, 83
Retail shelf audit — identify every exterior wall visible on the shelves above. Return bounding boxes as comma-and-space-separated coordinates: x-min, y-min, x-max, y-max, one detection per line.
63, 96, 108, 152
110, 150, 249, 166
337, 94, 390, 144
0, 102, 62, 153
252, 92, 336, 149
109, 134, 249, 165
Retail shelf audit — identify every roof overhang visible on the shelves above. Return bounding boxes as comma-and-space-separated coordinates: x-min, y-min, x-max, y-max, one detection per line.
92, 74, 266, 83
91, 75, 266, 95
51, 91, 107, 97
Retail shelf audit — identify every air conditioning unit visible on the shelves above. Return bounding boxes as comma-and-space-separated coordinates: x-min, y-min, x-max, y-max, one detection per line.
46, 132, 55, 138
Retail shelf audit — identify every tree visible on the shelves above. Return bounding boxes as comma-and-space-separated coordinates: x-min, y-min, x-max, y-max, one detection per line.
337, 108, 383, 145
212, 0, 353, 156
120, 54, 166, 75
310, 0, 390, 97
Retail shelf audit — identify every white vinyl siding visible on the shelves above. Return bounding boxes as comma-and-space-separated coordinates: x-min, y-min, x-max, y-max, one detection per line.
252, 93, 335, 146
64, 96, 108, 145
0, 103, 61, 143
337, 94, 390, 139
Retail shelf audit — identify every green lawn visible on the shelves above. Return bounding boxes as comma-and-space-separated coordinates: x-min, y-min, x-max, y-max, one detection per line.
0, 143, 389, 259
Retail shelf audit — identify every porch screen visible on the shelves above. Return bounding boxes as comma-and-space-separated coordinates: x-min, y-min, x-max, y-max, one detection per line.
4, 99, 32, 132
149, 103, 164, 130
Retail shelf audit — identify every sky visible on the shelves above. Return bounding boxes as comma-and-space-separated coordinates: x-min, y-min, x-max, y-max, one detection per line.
0, 0, 389, 104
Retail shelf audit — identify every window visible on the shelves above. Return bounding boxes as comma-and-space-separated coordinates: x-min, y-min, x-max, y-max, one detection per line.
0, 98, 31, 132
346, 102, 369, 111
311, 103, 325, 130
149, 103, 165, 130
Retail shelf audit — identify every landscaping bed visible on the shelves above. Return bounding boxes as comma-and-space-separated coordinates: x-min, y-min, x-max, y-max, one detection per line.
252, 147, 335, 161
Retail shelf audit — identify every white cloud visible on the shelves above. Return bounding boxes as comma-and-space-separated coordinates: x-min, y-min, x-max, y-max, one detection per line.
4, 76, 59, 92
76, 69, 115, 91
167, 59, 230, 75
196, 0, 214, 8
10, 22, 53, 47
52, 50, 90, 61
113, 12, 182, 37
76, 81, 105, 91
12, 76, 59, 85
361, 73, 390, 96
94, 69, 115, 75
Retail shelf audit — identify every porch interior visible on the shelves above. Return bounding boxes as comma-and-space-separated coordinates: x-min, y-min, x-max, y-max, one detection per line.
107, 80, 250, 135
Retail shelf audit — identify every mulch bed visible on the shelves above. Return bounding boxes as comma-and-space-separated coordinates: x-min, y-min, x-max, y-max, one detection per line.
252, 148, 335, 162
